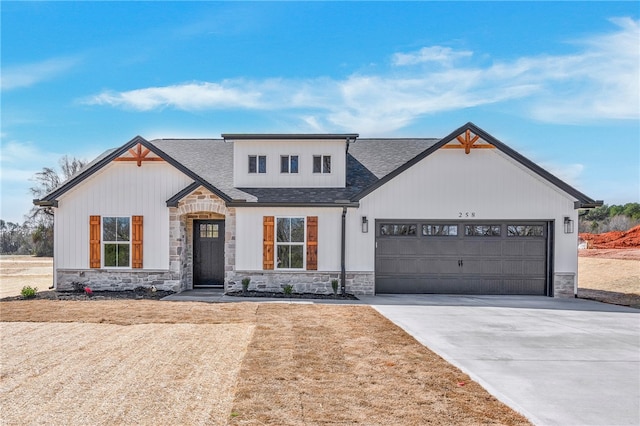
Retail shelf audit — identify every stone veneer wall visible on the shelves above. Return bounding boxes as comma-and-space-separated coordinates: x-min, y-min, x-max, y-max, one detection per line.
226, 271, 375, 295
553, 272, 576, 298
169, 187, 236, 291
56, 269, 180, 292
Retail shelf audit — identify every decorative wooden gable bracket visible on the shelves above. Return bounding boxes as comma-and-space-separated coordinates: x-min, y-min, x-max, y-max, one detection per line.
113, 143, 164, 167
442, 129, 495, 154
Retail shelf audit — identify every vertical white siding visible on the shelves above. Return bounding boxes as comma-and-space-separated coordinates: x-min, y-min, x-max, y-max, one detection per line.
235, 207, 343, 271
346, 149, 580, 276
54, 162, 193, 269
233, 140, 346, 188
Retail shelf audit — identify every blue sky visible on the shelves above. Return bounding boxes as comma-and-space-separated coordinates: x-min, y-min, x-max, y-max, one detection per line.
1, 1, 638, 223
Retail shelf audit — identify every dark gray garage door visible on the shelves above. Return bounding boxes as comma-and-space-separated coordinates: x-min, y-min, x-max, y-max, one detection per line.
375, 221, 549, 295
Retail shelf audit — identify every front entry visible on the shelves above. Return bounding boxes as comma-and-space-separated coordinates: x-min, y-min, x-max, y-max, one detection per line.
193, 220, 225, 287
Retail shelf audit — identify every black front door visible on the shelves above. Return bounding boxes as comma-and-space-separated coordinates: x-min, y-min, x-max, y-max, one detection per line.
193, 220, 225, 287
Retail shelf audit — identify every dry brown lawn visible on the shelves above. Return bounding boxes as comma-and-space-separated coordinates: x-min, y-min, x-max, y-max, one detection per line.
578, 249, 640, 308
2, 250, 637, 424
0, 256, 53, 298
1, 300, 529, 425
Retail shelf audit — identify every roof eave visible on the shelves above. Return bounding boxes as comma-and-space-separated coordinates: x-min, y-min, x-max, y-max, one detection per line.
222, 133, 359, 141
226, 201, 360, 208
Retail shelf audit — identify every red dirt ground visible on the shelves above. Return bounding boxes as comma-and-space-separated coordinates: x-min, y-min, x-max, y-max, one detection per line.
579, 225, 640, 249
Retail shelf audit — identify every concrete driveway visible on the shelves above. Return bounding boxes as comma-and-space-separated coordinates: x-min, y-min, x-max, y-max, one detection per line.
363, 295, 639, 426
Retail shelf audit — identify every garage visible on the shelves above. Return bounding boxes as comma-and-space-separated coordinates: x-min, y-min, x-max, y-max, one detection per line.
375, 221, 551, 295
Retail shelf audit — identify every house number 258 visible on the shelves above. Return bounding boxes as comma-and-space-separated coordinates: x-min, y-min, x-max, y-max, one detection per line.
458, 212, 476, 218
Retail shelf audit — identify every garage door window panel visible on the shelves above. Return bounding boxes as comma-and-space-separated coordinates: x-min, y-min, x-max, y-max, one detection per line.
507, 225, 544, 237
422, 224, 458, 236
465, 224, 501, 236
380, 224, 417, 236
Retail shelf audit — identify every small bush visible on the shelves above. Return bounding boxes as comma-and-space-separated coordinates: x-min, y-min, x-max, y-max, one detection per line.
21, 286, 38, 299
242, 277, 251, 292
331, 279, 339, 295
282, 284, 294, 296
72, 281, 86, 293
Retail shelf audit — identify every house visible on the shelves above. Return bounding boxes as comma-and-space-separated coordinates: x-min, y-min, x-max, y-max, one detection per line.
34, 122, 602, 297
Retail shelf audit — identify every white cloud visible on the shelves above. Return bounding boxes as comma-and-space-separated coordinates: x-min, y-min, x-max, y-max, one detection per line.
540, 162, 585, 187
82, 18, 639, 132
392, 46, 473, 67
1, 57, 80, 91
85, 81, 265, 111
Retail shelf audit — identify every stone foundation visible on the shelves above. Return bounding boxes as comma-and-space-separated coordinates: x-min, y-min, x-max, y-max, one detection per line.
553, 272, 576, 298
226, 271, 375, 295
56, 269, 180, 292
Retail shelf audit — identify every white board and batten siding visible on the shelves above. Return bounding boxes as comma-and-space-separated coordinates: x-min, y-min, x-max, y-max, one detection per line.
235, 207, 344, 271
54, 162, 193, 270
233, 139, 346, 188
346, 148, 580, 276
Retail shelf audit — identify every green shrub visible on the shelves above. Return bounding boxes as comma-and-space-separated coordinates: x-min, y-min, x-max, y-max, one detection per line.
331, 279, 339, 295
282, 284, 294, 296
242, 277, 250, 292
21, 286, 38, 299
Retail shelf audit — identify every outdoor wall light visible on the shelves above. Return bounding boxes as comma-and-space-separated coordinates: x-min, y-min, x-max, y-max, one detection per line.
361, 216, 369, 233
564, 216, 574, 234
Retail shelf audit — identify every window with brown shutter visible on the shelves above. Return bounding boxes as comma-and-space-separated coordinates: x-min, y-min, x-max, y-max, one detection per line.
306, 216, 318, 270
89, 215, 101, 268
132, 215, 143, 268
263, 216, 274, 270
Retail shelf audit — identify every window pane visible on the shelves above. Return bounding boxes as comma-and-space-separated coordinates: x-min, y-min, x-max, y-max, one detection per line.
103, 217, 117, 241
508, 225, 543, 237
313, 156, 321, 173
276, 218, 290, 242
323, 156, 331, 173
117, 244, 130, 267
258, 155, 266, 173
380, 223, 416, 236
290, 155, 298, 173
104, 243, 117, 266
465, 225, 501, 236
117, 217, 130, 241
422, 224, 457, 236
248, 156, 257, 173
280, 156, 289, 173
290, 218, 304, 242
277, 245, 290, 269
290, 245, 303, 268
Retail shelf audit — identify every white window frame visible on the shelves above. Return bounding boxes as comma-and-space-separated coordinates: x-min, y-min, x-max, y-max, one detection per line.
102, 216, 132, 268
275, 216, 306, 270
280, 155, 299, 174
312, 155, 331, 174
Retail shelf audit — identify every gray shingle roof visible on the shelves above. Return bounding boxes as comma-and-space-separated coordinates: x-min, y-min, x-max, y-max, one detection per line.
151, 139, 256, 202
150, 137, 440, 204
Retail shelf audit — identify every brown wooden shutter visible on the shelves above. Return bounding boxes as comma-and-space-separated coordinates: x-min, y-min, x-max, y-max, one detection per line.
132, 215, 143, 269
306, 216, 318, 270
89, 215, 101, 268
263, 216, 275, 270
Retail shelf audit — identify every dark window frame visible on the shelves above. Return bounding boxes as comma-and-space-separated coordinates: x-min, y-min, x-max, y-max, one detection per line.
280, 155, 299, 174
313, 155, 331, 174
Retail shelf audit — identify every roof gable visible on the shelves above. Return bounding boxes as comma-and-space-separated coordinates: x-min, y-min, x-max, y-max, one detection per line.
35, 136, 231, 205
351, 122, 600, 208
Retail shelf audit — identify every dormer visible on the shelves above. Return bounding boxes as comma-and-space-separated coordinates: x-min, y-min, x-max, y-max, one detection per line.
223, 134, 358, 188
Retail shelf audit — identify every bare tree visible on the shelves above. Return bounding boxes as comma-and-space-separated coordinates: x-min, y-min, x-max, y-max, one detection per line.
28, 156, 87, 256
